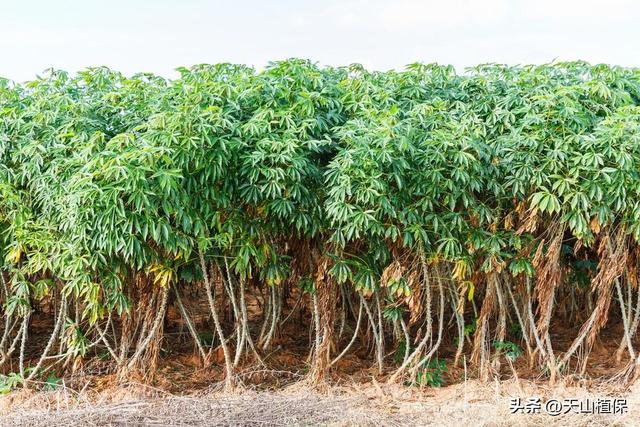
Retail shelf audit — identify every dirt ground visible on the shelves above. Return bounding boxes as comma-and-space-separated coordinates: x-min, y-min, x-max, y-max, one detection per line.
0, 378, 637, 426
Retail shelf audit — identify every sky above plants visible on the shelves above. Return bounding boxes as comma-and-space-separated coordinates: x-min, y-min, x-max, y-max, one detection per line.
1, 0, 639, 81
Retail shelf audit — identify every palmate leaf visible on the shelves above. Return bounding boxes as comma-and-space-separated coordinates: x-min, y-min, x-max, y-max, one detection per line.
530, 190, 561, 214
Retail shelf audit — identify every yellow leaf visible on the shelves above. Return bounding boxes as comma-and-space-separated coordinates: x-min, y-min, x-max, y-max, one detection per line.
452, 259, 468, 281
467, 282, 475, 301
6, 246, 22, 265
148, 263, 175, 288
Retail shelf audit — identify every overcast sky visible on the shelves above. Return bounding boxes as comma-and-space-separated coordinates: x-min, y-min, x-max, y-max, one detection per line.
1, 0, 639, 81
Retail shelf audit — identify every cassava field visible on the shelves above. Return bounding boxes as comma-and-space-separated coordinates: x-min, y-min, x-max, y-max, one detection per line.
1, 60, 640, 425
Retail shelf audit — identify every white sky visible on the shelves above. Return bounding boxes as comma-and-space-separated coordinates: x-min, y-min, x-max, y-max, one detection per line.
1, 0, 639, 81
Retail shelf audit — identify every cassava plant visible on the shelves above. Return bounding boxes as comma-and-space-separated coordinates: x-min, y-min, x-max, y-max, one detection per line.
0, 60, 639, 388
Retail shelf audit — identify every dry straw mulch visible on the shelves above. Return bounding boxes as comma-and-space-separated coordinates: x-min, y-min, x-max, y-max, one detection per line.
1, 379, 639, 426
